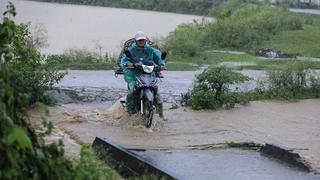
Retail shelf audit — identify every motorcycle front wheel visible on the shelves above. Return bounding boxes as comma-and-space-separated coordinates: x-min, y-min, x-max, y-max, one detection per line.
143, 100, 154, 128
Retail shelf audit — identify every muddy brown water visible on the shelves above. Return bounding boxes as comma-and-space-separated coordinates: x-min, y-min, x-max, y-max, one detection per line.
36, 69, 320, 179
51, 70, 267, 103
0, 0, 210, 54
134, 149, 319, 180
43, 99, 320, 179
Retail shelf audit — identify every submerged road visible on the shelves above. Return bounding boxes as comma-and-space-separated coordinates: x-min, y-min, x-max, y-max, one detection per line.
34, 70, 320, 179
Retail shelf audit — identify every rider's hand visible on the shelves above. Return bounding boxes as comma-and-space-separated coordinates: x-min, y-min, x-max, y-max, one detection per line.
127, 63, 134, 68
160, 66, 166, 71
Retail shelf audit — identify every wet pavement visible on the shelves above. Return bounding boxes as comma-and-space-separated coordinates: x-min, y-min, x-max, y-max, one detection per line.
53, 70, 267, 103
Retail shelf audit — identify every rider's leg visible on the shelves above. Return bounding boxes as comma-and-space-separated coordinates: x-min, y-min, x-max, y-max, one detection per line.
124, 75, 136, 114
155, 91, 167, 120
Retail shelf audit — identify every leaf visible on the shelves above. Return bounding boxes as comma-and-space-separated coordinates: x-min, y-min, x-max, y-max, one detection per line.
7, 126, 33, 150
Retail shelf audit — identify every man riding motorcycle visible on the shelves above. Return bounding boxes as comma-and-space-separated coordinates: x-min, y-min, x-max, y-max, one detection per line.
120, 31, 167, 120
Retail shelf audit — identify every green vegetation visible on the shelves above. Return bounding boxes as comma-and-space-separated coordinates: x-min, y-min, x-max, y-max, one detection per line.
259, 62, 320, 100
205, 4, 302, 49
164, 2, 304, 55
181, 66, 251, 109
33, 0, 225, 15
258, 25, 320, 58
166, 61, 198, 71
47, 49, 116, 70
182, 63, 320, 110
171, 51, 260, 65
163, 0, 320, 71
235, 59, 320, 71
0, 3, 116, 179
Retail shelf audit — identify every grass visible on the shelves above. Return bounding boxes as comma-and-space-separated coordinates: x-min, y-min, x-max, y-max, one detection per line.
169, 51, 261, 65
166, 61, 199, 71
171, 51, 320, 71
55, 62, 115, 70
258, 25, 320, 58
235, 59, 320, 70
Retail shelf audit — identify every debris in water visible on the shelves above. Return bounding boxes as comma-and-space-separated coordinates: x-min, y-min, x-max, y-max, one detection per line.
71, 112, 87, 123
63, 111, 72, 116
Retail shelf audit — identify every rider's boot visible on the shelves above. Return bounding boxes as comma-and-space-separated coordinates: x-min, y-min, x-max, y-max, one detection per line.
157, 103, 168, 121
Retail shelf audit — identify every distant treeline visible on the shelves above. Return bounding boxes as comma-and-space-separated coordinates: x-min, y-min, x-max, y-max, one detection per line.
30, 0, 225, 15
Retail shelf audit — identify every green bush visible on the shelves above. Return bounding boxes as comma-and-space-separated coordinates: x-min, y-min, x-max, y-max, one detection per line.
183, 66, 251, 109
253, 62, 320, 100
188, 88, 219, 110
0, 4, 115, 179
204, 4, 302, 49
266, 62, 308, 99
47, 49, 116, 70
163, 21, 206, 57
163, 1, 303, 58
3, 22, 65, 104
209, 0, 262, 19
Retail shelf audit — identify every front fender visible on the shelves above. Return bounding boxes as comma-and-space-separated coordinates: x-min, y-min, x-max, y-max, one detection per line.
140, 88, 154, 102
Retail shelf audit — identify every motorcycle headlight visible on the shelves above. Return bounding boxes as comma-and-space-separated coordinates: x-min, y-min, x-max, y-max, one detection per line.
142, 64, 154, 73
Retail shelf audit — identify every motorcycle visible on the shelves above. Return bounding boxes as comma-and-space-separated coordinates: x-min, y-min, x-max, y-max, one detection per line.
121, 51, 166, 128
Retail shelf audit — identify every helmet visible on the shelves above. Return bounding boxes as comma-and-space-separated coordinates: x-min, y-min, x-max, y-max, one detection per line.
134, 31, 147, 41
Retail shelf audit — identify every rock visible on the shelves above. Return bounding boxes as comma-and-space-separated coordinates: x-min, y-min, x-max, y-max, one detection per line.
256, 48, 299, 58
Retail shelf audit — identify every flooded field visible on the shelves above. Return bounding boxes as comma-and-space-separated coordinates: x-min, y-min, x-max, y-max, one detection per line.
0, 0, 209, 54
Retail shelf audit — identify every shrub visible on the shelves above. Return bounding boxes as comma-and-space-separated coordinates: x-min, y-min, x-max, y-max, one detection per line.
46, 49, 116, 70
3, 22, 65, 104
209, 0, 261, 19
310, 75, 320, 98
266, 62, 308, 99
183, 66, 251, 109
0, 4, 115, 179
253, 62, 320, 100
188, 88, 219, 110
163, 21, 207, 57
204, 4, 302, 49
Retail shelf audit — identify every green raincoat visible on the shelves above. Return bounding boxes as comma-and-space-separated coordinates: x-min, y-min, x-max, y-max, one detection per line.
120, 42, 165, 114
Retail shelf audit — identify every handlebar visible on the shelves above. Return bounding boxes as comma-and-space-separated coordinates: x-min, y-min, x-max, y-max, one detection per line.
126, 62, 165, 70
126, 62, 165, 78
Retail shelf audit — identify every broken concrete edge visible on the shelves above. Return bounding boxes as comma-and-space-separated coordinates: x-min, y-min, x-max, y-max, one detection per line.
92, 136, 182, 180
185, 141, 314, 172
185, 141, 262, 151
261, 143, 314, 172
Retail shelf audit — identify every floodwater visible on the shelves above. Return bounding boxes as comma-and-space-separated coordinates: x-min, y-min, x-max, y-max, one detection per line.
290, 8, 320, 15
52, 70, 267, 103
0, 0, 209, 54
40, 70, 320, 175
134, 149, 319, 180
42, 99, 320, 179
